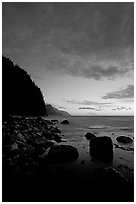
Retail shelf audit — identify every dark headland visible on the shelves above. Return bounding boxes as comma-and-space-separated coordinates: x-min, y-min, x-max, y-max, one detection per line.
2, 56, 133, 202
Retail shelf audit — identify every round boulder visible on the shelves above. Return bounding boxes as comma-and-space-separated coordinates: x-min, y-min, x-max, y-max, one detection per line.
47, 145, 79, 163
94, 167, 128, 199
61, 120, 69, 124
84, 132, 96, 140
89, 136, 113, 161
116, 136, 133, 144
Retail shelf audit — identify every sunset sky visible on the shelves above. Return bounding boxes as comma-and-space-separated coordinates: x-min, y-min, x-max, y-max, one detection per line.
2, 2, 134, 115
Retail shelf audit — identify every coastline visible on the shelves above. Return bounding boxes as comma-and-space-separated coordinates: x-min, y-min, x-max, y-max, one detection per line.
2, 115, 134, 202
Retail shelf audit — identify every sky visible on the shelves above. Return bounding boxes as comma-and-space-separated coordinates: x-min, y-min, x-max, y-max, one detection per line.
2, 2, 134, 116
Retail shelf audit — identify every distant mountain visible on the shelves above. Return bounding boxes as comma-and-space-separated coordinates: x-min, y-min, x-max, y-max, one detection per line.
46, 104, 71, 116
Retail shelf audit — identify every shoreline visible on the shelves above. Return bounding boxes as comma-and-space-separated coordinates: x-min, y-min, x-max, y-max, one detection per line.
2, 115, 134, 202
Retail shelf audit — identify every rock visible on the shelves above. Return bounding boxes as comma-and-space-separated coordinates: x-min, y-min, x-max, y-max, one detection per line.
106, 167, 128, 184
53, 133, 63, 142
116, 136, 133, 144
51, 119, 59, 123
16, 133, 26, 143
96, 167, 128, 187
34, 137, 54, 150
84, 132, 96, 140
11, 143, 18, 151
42, 130, 51, 139
47, 145, 79, 162
61, 120, 69, 124
89, 136, 113, 161
95, 167, 128, 197
54, 127, 61, 133
81, 160, 85, 165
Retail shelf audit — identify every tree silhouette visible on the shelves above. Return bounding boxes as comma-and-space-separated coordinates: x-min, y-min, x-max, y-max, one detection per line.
2, 56, 47, 119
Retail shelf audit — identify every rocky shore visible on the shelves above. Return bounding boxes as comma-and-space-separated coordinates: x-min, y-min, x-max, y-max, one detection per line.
2, 116, 79, 201
2, 116, 133, 202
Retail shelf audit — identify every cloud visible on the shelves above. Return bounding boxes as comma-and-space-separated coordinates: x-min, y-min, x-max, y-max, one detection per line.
77, 65, 128, 80
102, 85, 134, 99
79, 107, 102, 111
112, 106, 131, 111
66, 99, 111, 106
2, 3, 133, 81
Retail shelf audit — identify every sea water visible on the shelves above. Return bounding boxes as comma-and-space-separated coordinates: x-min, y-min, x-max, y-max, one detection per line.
46, 116, 134, 185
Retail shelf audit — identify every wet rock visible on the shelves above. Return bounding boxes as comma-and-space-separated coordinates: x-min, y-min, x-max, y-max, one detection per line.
52, 133, 63, 142
16, 133, 26, 143
95, 167, 128, 195
81, 160, 85, 165
47, 145, 79, 163
34, 137, 47, 145
89, 136, 113, 161
61, 120, 69, 124
11, 143, 18, 151
84, 132, 96, 140
114, 143, 134, 152
51, 119, 58, 123
116, 136, 133, 144
106, 167, 128, 184
54, 127, 61, 133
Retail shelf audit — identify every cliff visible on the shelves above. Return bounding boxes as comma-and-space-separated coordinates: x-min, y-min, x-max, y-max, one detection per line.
46, 104, 71, 116
2, 56, 47, 118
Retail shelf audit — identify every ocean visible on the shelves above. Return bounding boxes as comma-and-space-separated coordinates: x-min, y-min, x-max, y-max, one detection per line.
46, 115, 134, 184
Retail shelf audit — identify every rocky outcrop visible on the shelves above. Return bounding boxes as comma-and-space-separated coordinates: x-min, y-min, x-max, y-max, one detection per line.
84, 132, 96, 140
47, 144, 79, 162
2, 56, 47, 119
116, 136, 133, 144
89, 136, 113, 161
61, 120, 70, 124
46, 104, 71, 116
2, 116, 65, 176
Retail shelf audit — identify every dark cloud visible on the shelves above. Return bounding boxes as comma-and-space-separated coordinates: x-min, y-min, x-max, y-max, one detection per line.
102, 85, 134, 99
72, 65, 128, 80
2, 2, 134, 80
66, 99, 111, 106
112, 106, 131, 111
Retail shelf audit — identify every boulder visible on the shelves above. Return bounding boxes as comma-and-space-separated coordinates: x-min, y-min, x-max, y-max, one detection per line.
47, 145, 79, 162
116, 136, 133, 144
61, 120, 69, 124
95, 167, 128, 189
16, 133, 26, 143
51, 119, 58, 123
89, 136, 113, 161
84, 132, 96, 140
94, 167, 128, 200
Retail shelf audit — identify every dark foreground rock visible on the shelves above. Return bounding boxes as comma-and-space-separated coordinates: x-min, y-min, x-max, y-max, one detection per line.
89, 136, 113, 161
2, 116, 133, 202
47, 145, 79, 162
93, 167, 130, 201
61, 119, 69, 124
116, 136, 133, 144
84, 132, 96, 140
2, 116, 64, 173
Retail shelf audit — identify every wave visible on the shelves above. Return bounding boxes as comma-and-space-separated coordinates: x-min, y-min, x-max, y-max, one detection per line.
88, 125, 110, 129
